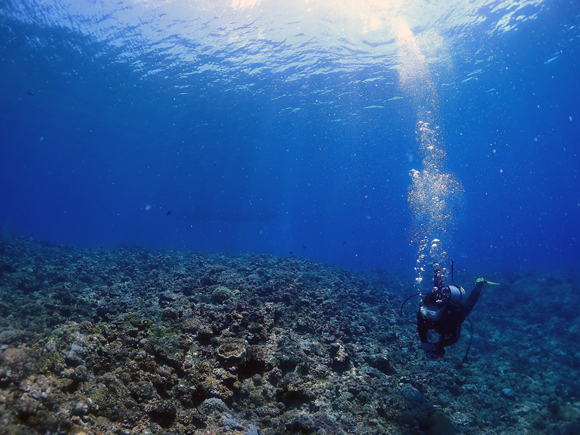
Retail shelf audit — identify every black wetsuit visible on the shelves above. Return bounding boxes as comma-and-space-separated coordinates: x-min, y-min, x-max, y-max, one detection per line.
417, 269, 485, 349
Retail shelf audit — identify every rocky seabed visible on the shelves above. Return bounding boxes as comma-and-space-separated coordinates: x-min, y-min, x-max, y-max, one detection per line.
0, 236, 579, 434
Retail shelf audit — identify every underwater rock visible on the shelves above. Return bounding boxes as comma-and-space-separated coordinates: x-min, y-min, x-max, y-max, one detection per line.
365, 353, 396, 375
400, 385, 425, 404
329, 341, 350, 371
217, 339, 247, 365
420, 410, 457, 435
211, 286, 235, 303
198, 397, 229, 415
285, 412, 318, 433
145, 401, 177, 428
1, 347, 34, 383
71, 401, 89, 416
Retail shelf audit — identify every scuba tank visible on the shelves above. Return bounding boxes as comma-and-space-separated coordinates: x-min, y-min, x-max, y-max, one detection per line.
444, 285, 465, 305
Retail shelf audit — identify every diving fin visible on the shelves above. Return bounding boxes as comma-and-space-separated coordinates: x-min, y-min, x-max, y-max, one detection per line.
476, 277, 500, 288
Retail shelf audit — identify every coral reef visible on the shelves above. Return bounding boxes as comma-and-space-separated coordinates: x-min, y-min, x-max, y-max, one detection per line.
0, 235, 579, 434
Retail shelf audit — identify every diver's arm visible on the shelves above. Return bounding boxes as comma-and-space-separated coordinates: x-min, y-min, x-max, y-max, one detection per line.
433, 267, 444, 290
417, 311, 429, 343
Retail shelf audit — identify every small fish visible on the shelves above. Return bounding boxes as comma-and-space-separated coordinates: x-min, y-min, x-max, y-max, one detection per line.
166, 211, 171, 216
302, 246, 307, 249
26, 91, 35, 96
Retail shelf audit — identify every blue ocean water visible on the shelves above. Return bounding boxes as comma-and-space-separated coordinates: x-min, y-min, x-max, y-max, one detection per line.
1, 0, 579, 276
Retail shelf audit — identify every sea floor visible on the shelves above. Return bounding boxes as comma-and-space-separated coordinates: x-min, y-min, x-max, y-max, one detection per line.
0, 235, 579, 434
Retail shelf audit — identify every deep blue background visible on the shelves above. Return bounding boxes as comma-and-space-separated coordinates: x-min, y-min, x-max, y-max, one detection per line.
1, 1, 579, 276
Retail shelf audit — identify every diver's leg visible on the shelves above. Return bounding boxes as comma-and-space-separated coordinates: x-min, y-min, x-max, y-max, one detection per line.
462, 280, 485, 315
438, 326, 462, 347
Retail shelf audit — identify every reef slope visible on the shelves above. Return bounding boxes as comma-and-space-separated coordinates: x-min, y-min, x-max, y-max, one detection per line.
0, 236, 579, 434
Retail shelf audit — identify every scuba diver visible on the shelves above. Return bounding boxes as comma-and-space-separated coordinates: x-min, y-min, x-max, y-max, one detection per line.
417, 262, 499, 360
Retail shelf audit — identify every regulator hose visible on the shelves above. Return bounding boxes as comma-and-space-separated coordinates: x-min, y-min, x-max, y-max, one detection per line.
399, 293, 421, 325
